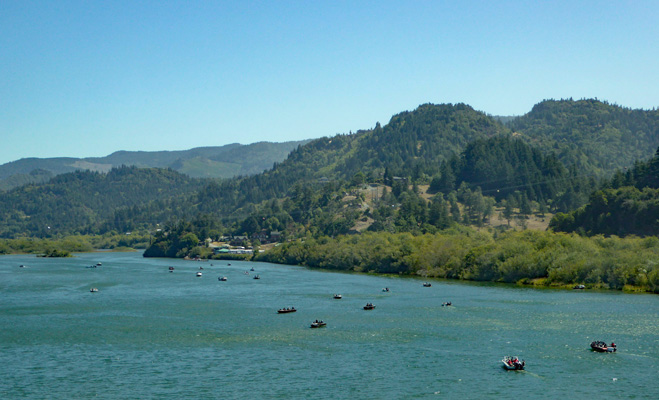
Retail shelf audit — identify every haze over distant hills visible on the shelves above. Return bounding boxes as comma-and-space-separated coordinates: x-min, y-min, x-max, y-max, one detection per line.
0, 140, 311, 191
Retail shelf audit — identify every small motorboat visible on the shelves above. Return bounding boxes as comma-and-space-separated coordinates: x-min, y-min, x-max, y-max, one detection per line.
333, 294, 342, 299
574, 284, 586, 290
310, 320, 327, 328
363, 303, 376, 310
196, 272, 203, 277
218, 276, 227, 281
442, 302, 452, 306
228, 263, 232, 266
591, 341, 616, 352
423, 282, 432, 287
168, 266, 175, 272
382, 287, 390, 292
253, 275, 260, 280
250, 267, 255, 271
96, 262, 102, 267
19, 265, 28, 268
277, 307, 297, 314
502, 356, 525, 370
90, 287, 99, 293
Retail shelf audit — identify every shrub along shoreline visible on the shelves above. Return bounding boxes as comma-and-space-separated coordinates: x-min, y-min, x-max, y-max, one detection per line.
255, 229, 659, 294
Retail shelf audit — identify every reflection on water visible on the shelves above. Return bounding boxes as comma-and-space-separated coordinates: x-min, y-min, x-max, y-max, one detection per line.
1, 252, 657, 399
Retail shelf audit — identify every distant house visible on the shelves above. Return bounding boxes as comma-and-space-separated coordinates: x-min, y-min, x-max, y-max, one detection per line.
253, 230, 269, 243
270, 231, 282, 242
230, 236, 248, 246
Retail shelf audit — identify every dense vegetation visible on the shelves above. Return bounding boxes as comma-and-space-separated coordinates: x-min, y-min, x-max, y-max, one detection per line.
256, 230, 659, 293
550, 147, 659, 236
509, 98, 659, 175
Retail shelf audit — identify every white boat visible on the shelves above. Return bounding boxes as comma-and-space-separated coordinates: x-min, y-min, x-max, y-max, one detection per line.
90, 287, 99, 292
196, 272, 202, 277
218, 276, 227, 281
333, 294, 342, 299
502, 356, 525, 370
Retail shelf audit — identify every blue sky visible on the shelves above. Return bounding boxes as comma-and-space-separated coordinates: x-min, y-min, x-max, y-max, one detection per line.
1, 1, 657, 165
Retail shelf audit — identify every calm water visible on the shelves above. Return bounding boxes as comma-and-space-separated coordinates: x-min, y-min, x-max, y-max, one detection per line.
1, 252, 657, 399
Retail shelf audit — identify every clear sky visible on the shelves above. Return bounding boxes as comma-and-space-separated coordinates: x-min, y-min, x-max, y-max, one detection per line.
1, 1, 657, 165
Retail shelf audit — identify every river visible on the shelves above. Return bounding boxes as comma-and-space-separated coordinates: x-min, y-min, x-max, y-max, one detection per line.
1, 252, 657, 399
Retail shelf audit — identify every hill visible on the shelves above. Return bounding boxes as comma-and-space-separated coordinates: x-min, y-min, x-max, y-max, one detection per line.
0, 140, 310, 191
509, 99, 659, 176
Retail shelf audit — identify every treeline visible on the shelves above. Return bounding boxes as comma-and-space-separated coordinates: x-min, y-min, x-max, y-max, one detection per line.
0, 232, 151, 255
509, 98, 659, 175
255, 230, 659, 293
550, 147, 659, 236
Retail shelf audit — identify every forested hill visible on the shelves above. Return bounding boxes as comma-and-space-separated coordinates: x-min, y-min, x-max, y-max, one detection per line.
509, 99, 659, 175
274, 103, 508, 181
550, 147, 659, 236
0, 166, 201, 237
0, 140, 309, 191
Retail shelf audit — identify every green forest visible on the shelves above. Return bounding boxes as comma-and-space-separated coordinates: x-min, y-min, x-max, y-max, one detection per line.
2, 99, 659, 293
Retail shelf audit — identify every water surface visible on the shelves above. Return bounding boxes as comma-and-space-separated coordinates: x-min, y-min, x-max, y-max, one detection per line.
1, 252, 657, 399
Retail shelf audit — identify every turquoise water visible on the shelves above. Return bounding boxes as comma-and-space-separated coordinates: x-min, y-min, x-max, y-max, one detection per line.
1, 252, 657, 399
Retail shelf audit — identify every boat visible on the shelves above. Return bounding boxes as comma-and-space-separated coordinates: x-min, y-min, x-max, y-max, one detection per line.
253, 275, 260, 280
277, 307, 297, 314
382, 287, 390, 292
218, 276, 227, 281
590, 341, 616, 352
573, 284, 586, 290
502, 356, 525, 370
168, 266, 175, 272
363, 303, 376, 310
19, 265, 28, 268
250, 267, 255, 271
442, 302, 452, 306
96, 262, 102, 267
90, 287, 99, 293
333, 294, 342, 299
228, 263, 231, 266
85, 265, 97, 268
423, 282, 432, 287
196, 272, 203, 277
310, 320, 327, 328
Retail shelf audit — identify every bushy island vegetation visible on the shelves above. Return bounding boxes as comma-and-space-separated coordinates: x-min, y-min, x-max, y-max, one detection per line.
2, 99, 659, 293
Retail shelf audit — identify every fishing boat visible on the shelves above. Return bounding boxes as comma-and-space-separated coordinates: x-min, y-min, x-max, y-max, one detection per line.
90, 287, 99, 293
590, 341, 616, 352
382, 287, 390, 292
502, 356, 525, 370
310, 320, 327, 328
333, 294, 342, 299
442, 302, 452, 306
363, 303, 376, 310
253, 275, 260, 280
277, 307, 297, 314
423, 282, 432, 287
218, 276, 227, 281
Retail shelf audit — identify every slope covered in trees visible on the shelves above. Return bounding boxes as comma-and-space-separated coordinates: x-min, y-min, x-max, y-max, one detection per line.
509, 99, 659, 175
0, 166, 201, 237
550, 147, 659, 236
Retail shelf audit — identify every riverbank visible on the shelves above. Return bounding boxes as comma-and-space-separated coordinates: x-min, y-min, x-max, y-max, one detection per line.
255, 230, 659, 294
